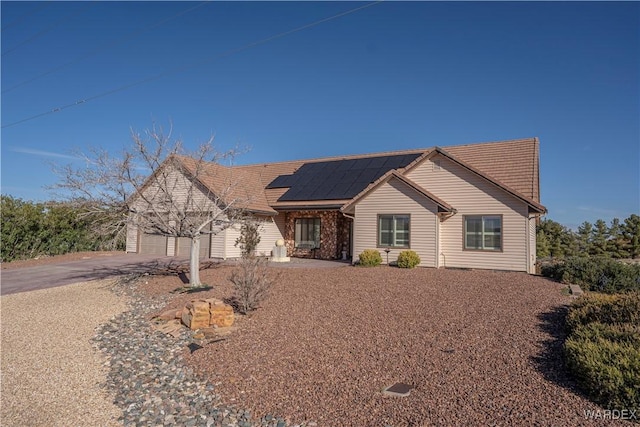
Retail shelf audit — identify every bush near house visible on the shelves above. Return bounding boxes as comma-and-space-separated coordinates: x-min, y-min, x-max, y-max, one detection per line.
564, 291, 640, 412
397, 250, 421, 268
1, 195, 123, 262
541, 256, 640, 294
358, 249, 382, 267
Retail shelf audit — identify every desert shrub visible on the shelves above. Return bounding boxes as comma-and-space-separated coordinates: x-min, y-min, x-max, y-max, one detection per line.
234, 219, 262, 257
229, 256, 273, 314
397, 250, 421, 268
358, 249, 382, 267
565, 322, 640, 411
566, 292, 640, 333
541, 256, 640, 293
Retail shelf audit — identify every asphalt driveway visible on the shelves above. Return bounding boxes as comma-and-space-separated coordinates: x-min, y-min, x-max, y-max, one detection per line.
0, 253, 193, 295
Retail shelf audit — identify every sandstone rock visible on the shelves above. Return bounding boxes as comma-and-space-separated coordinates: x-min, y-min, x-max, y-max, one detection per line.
205, 298, 234, 328
181, 300, 211, 330
151, 319, 183, 337
155, 309, 182, 321
180, 299, 234, 330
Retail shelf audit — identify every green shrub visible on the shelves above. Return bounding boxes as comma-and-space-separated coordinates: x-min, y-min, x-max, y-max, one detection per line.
565, 322, 640, 410
564, 291, 640, 412
566, 292, 640, 333
358, 249, 382, 267
541, 256, 640, 293
234, 219, 262, 257
397, 250, 421, 268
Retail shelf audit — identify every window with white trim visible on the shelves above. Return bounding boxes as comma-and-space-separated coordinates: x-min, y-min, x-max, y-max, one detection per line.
295, 218, 321, 249
464, 215, 502, 251
378, 214, 410, 248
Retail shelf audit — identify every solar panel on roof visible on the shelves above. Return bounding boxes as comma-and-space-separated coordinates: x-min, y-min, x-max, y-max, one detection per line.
267, 174, 297, 188
272, 152, 422, 202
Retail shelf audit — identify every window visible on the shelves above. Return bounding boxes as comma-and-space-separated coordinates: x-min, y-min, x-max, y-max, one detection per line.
464, 215, 502, 251
378, 214, 410, 248
295, 218, 321, 249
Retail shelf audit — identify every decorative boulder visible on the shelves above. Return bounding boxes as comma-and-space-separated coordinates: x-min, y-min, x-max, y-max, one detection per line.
180, 298, 235, 330
181, 300, 212, 330
205, 298, 235, 328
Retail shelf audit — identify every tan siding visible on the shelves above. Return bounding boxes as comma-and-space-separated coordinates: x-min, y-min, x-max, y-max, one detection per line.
133, 165, 215, 213
210, 230, 226, 259
255, 215, 286, 257
353, 178, 438, 267
166, 220, 176, 256
126, 225, 138, 253
225, 224, 243, 258
407, 154, 530, 272
167, 236, 176, 256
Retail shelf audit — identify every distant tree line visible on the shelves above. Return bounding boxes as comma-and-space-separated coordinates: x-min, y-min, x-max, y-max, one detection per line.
537, 214, 640, 259
0, 195, 124, 262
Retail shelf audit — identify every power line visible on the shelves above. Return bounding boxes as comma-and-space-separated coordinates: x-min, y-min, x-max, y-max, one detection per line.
2, 2, 95, 57
2, 1, 211, 94
2, 1, 383, 130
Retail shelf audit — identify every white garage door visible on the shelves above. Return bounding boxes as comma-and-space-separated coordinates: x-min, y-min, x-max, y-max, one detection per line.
139, 233, 168, 255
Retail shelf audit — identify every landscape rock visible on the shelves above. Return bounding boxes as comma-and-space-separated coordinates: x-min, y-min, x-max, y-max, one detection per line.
206, 299, 235, 328
156, 308, 182, 321
181, 299, 235, 330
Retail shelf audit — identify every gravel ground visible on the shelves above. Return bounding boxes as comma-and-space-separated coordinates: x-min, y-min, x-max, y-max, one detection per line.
148, 265, 633, 427
2, 258, 634, 427
0, 279, 128, 426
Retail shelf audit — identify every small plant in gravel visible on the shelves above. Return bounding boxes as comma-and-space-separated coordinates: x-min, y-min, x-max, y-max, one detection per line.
358, 249, 382, 267
229, 256, 273, 314
396, 250, 420, 268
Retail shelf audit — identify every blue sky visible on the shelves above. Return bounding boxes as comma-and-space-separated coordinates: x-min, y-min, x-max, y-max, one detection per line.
1, 1, 638, 230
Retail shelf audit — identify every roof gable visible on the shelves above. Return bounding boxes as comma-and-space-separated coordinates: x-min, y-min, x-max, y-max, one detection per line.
413, 147, 546, 213
445, 138, 540, 201
341, 170, 454, 214
171, 155, 276, 215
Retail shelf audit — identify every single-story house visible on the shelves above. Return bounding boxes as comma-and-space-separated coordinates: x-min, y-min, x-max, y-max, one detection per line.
126, 137, 546, 273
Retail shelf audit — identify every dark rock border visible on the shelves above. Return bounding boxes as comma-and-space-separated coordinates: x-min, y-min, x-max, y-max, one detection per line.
92, 275, 297, 427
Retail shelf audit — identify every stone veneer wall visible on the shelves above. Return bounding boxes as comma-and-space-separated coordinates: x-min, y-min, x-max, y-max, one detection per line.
284, 210, 352, 260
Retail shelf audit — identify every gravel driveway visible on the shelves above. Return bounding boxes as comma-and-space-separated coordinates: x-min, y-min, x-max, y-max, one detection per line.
1, 279, 128, 426
149, 265, 632, 426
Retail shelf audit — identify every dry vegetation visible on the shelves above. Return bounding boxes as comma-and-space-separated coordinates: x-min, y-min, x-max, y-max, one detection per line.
139, 264, 632, 426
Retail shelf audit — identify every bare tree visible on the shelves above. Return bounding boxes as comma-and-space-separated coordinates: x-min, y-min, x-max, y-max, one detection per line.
51, 123, 249, 287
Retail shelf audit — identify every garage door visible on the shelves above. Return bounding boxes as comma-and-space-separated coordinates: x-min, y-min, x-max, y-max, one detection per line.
139, 233, 168, 255
177, 235, 210, 258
